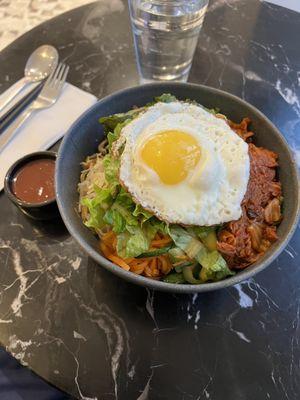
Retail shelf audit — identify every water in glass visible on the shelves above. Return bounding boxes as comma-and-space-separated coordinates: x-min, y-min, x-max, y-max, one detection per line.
129, 0, 209, 83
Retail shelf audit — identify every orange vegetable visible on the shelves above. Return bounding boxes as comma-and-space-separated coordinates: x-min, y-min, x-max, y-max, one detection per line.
99, 230, 173, 278
102, 230, 115, 243
159, 255, 172, 274
151, 237, 172, 248
100, 242, 111, 258
107, 254, 130, 271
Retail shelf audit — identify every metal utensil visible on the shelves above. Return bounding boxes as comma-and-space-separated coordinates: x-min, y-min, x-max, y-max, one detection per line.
0, 62, 69, 153
0, 45, 58, 113
0, 82, 43, 133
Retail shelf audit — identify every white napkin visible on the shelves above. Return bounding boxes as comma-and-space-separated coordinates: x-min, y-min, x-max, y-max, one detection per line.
0, 82, 97, 191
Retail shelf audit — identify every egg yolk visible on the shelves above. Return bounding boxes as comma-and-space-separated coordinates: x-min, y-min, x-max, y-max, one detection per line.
140, 130, 201, 185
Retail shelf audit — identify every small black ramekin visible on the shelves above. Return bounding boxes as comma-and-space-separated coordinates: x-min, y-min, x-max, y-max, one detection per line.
4, 151, 60, 220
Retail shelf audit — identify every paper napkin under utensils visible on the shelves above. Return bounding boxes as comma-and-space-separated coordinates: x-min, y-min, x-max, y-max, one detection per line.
0, 82, 97, 191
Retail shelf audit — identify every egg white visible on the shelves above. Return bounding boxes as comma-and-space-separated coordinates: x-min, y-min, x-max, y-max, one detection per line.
116, 101, 250, 226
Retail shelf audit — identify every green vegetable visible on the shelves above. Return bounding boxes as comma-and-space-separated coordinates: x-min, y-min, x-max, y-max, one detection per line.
174, 261, 194, 273
155, 93, 177, 103
106, 190, 166, 257
192, 226, 218, 251
124, 227, 150, 257
103, 208, 126, 233
101, 111, 141, 153
132, 204, 153, 224
198, 250, 234, 282
168, 226, 206, 259
99, 109, 141, 133
137, 244, 173, 258
146, 93, 178, 107
81, 188, 113, 230
122, 218, 165, 258
87, 142, 166, 256
163, 272, 186, 284
206, 107, 221, 115
168, 247, 187, 263
116, 232, 130, 257
100, 93, 177, 134
168, 225, 234, 282
101, 94, 180, 151
102, 155, 120, 190
182, 265, 202, 284
106, 121, 126, 150
102, 190, 138, 235
81, 150, 167, 257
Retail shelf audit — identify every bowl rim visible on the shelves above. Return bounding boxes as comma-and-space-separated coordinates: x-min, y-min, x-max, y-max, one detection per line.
56, 82, 300, 293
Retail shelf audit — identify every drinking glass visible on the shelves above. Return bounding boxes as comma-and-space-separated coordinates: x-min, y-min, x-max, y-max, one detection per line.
128, 0, 209, 83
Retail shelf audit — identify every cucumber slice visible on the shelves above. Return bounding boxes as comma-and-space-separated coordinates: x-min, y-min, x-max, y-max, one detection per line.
183, 265, 202, 284
137, 244, 173, 258
163, 272, 186, 284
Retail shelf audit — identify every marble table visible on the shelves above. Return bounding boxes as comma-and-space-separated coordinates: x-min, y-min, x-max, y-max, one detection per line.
0, 0, 299, 399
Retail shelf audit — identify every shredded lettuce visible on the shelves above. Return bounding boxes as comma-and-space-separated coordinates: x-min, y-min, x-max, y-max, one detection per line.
192, 226, 218, 251
168, 226, 206, 259
81, 131, 167, 257
116, 219, 163, 258
145, 93, 178, 107
102, 155, 120, 190
124, 227, 150, 258
107, 119, 133, 151
155, 93, 177, 103
132, 204, 153, 224
99, 109, 141, 133
81, 188, 113, 230
199, 251, 234, 282
168, 247, 188, 264
100, 108, 143, 153
168, 226, 234, 282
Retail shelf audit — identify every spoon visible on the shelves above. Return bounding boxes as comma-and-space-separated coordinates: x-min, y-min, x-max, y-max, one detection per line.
0, 45, 59, 113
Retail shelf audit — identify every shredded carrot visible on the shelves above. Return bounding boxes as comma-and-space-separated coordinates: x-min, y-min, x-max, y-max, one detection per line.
102, 230, 115, 243
131, 260, 148, 270
125, 257, 135, 264
107, 254, 130, 271
151, 237, 172, 247
150, 258, 157, 270
131, 263, 146, 274
100, 242, 111, 258
159, 255, 172, 274
128, 258, 146, 266
100, 230, 173, 278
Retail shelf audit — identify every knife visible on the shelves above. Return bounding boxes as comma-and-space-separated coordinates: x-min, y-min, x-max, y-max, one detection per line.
0, 82, 43, 134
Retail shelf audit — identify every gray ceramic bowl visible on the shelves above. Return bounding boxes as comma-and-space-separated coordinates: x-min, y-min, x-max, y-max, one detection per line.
55, 83, 300, 293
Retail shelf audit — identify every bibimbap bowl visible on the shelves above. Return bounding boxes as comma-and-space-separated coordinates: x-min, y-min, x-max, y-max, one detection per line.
55, 83, 300, 293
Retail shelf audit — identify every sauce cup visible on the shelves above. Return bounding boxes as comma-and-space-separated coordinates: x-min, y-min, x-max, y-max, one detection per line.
4, 151, 59, 220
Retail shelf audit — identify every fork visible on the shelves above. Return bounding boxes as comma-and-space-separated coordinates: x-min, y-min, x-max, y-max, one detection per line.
0, 63, 69, 153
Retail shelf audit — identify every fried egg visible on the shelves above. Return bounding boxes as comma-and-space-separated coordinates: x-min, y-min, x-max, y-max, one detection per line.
115, 101, 250, 226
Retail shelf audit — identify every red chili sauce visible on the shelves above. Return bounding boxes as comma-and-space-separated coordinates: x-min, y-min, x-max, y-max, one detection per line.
12, 159, 55, 204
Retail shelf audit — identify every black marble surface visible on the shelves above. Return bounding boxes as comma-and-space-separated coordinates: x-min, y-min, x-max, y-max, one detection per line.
0, 0, 299, 399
